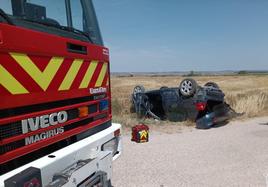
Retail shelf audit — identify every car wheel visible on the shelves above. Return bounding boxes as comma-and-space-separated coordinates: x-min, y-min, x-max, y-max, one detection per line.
179, 78, 197, 97
204, 82, 219, 89
133, 85, 145, 99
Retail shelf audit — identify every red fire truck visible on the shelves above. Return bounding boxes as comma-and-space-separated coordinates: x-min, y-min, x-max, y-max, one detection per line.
0, 1, 121, 186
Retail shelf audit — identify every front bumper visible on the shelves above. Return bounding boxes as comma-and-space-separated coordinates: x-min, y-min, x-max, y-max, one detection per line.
0, 123, 122, 187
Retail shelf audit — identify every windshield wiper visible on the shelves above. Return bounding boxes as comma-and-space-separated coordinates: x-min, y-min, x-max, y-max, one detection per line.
20, 18, 93, 43
0, 8, 14, 25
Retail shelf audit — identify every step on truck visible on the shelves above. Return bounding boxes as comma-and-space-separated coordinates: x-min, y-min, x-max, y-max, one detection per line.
0, 1, 122, 186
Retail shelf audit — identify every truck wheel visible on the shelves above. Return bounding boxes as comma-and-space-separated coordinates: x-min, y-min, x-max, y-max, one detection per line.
133, 85, 145, 99
204, 82, 219, 89
179, 78, 197, 97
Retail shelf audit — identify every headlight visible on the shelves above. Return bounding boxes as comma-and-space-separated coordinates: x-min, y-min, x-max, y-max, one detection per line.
101, 137, 119, 156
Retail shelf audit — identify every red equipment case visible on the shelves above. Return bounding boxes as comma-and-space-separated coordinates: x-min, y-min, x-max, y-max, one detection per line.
131, 124, 149, 143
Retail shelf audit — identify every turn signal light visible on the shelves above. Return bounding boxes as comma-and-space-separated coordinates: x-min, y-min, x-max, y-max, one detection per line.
78, 106, 88, 118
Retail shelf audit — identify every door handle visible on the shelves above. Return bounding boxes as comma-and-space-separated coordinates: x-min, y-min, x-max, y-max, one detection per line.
67, 43, 87, 54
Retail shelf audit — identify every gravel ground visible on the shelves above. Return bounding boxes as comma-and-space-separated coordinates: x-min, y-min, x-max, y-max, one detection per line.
112, 117, 268, 187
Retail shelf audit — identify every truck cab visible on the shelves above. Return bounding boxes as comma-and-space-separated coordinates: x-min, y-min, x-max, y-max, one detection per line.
0, 1, 121, 186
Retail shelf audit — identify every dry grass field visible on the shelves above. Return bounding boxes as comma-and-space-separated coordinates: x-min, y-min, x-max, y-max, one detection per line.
111, 75, 268, 129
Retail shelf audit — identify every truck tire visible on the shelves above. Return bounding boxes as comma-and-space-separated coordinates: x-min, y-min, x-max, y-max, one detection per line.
204, 82, 219, 89
179, 78, 197, 97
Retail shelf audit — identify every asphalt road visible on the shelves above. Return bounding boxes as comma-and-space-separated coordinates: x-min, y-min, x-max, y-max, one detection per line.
112, 117, 268, 187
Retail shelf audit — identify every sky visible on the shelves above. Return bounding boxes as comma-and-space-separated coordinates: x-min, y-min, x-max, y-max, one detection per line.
93, 0, 268, 72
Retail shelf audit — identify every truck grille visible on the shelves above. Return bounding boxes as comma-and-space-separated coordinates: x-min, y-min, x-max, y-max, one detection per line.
0, 110, 107, 155
0, 122, 22, 140
0, 104, 98, 140
0, 93, 110, 162
0, 140, 24, 155
0, 117, 97, 155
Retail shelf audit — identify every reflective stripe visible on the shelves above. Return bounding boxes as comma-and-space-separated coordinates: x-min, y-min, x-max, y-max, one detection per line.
2, 52, 109, 95
79, 61, 98, 88
10, 53, 64, 91
95, 63, 107, 87
0, 65, 29, 94
59, 59, 83, 90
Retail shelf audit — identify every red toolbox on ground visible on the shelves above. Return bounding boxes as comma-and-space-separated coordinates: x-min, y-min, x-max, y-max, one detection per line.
131, 124, 149, 143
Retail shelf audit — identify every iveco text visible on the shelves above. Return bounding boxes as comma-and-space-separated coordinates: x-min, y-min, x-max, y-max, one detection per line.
21, 111, 68, 134
21, 111, 67, 145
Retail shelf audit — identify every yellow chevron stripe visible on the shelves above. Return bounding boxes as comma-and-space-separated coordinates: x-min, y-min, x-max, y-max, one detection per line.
10, 53, 64, 91
59, 59, 83, 90
79, 61, 98, 88
0, 65, 29, 94
95, 63, 107, 87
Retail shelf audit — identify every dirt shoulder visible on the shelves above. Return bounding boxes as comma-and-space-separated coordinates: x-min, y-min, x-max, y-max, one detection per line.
113, 116, 268, 187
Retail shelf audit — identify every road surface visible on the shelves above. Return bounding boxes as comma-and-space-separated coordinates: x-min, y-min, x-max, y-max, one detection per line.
112, 117, 268, 187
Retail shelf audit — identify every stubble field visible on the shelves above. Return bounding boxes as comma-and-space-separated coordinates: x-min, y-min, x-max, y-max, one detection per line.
111, 75, 268, 129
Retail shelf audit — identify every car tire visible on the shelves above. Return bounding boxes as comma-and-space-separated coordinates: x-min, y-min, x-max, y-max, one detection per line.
179, 78, 197, 97
133, 85, 145, 99
204, 82, 219, 89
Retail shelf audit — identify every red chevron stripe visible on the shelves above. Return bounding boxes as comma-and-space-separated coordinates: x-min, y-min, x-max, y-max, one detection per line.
89, 62, 103, 88
70, 60, 89, 90
46, 58, 72, 91
1, 52, 110, 95
28, 55, 52, 72
102, 69, 109, 87
0, 53, 42, 93
0, 84, 11, 95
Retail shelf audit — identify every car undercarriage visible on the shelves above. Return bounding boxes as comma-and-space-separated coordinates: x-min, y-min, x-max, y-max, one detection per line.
131, 78, 240, 129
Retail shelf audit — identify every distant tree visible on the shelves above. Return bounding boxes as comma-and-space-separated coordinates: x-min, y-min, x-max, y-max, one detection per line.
188, 70, 195, 76
183, 70, 201, 77
238, 71, 248, 75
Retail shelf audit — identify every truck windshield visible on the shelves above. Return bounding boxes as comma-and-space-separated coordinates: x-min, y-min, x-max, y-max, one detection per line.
0, 0, 103, 45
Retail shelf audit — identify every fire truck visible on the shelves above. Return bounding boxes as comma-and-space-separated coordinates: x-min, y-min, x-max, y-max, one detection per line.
0, 0, 121, 186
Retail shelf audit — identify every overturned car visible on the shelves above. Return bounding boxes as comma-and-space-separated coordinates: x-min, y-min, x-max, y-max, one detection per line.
131, 78, 238, 129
